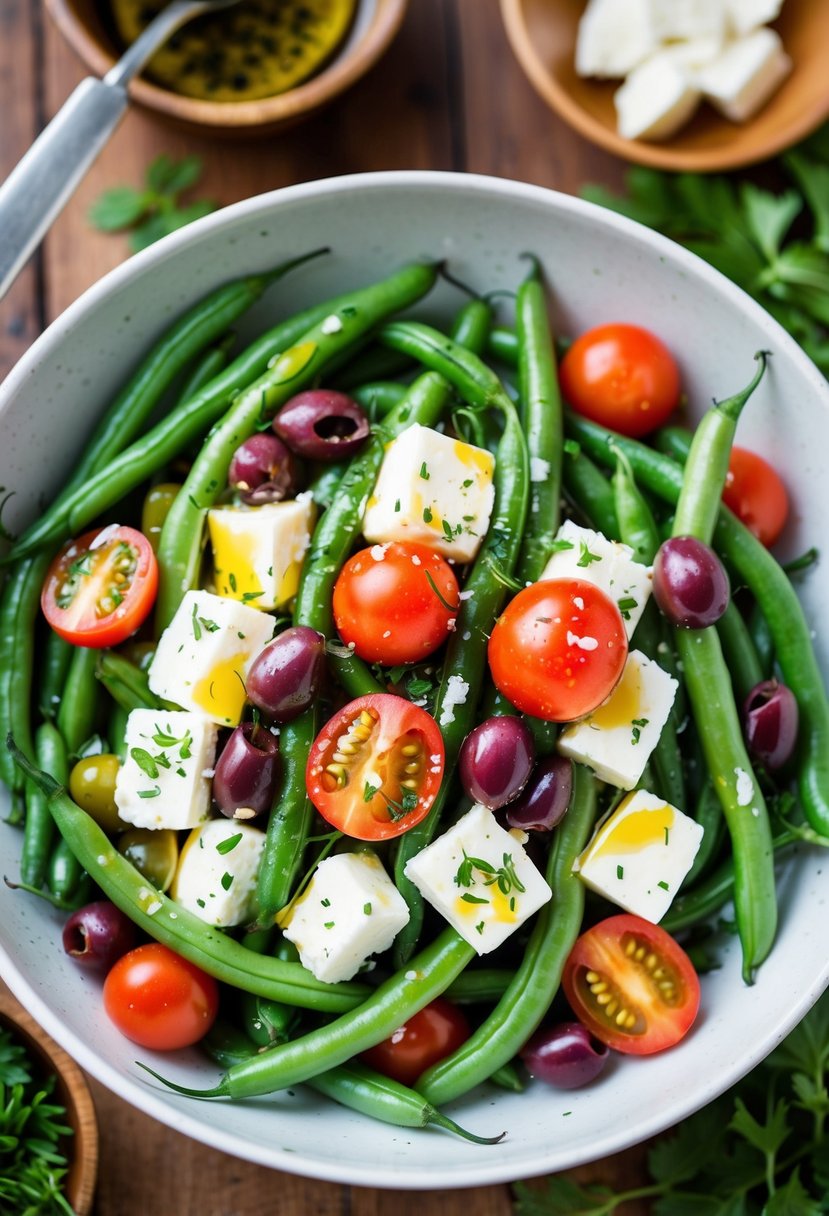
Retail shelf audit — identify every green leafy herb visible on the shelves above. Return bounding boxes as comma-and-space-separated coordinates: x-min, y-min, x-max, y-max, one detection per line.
220, 872, 234, 891
617, 596, 638, 621
513, 988, 829, 1215
454, 849, 526, 897
425, 570, 458, 613
577, 540, 601, 568
423, 506, 433, 524
89, 154, 216, 253
216, 834, 242, 855
242, 590, 264, 603
631, 717, 649, 745
0, 1025, 74, 1215
419, 462, 430, 480
130, 747, 159, 779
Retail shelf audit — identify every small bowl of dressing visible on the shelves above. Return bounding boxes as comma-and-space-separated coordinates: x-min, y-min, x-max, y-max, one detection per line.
46, 0, 409, 133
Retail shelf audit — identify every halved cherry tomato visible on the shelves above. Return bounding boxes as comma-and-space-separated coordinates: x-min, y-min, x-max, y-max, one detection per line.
560, 323, 680, 438
332, 541, 460, 666
562, 914, 700, 1056
306, 693, 444, 841
41, 524, 158, 648
102, 942, 218, 1050
488, 579, 627, 722
361, 997, 470, 1086
723, 446, 789, 548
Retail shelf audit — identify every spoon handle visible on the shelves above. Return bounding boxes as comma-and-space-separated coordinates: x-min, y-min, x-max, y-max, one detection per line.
0, 77, 128, 303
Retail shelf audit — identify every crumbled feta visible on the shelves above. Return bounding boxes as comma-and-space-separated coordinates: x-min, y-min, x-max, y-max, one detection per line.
114, 709, 218, 830
438, 675, 470, 728
734, 767, 754, 807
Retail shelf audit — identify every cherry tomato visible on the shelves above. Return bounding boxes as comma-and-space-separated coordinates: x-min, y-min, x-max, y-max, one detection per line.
723, 446, 789, 548
560, 323, 680, 438
562, 914, 700, 1056
103, 943, 218, 1050
361, 998, 469, 1086
41, 525, 158, 648
488, 579, 628, 722
306, 693, 444, 841
332, 541, 460, 666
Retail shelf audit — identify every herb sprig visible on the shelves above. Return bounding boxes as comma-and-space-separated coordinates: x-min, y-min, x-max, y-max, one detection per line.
514, 988, 829, 1215
88, 154, 216, 253
0, 1025, 74, 1215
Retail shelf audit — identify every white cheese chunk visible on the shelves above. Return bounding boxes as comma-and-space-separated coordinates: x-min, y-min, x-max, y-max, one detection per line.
574, 789, 704, 922
558, 650, 678, 790
114, 709, 218, 830
403, 804, 552, 955
207, 498, 315, 611
615, 53, 702, 142
171, 820, 266, 927
576, 0, 660, 78
540, 520, 652, 640
362, 424, 495, 562
282, 853, 409, 984
148, 590, 275, 727
726, 0, 784, 37
650, 0, 727, 42
695, 27, 791, 121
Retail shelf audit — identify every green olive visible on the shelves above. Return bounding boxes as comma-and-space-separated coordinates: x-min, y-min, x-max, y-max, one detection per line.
69, 754, 126, 834
141, 482, 181, 553
117, 828, 179, 891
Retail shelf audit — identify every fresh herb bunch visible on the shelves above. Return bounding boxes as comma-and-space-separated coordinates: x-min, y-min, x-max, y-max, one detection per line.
583, 125, 829, 377
88, 154, 216, 253
513, 987, 829, 1215
0, 1024, 74, 1216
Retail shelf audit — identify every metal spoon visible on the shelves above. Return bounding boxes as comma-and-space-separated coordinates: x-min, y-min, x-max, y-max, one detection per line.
0, 0, 240, 303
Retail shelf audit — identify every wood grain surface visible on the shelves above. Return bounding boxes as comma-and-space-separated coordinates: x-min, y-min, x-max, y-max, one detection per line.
0, 2, 646, 1212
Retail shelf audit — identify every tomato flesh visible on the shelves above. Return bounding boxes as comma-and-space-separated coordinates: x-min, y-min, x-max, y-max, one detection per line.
306, 694, 444, 841
103, 942, 218, 1050
333, 541, 460, 666
488, 579, 628, 722
563, 914, 700, 1055
560, 323, 680, 438
361, 997, 469, 1086
41, 524, 158, 648
723, 446, 789, 548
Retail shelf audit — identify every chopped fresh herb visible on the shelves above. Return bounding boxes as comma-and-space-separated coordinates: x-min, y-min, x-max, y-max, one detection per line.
321, 898, 331, 907
441, 519, 454, 541
196, 898, 206, 908
155, 752, 171, 770
137, 786, 161, 799
454, 850, 526, 897
229, 572, 237, 592
462, 478, 474, 488
461, 892, 489, 905
394, 499, 401, 513
563, 438, 581, 457
475, 921, 485, 935
548, 537, 575, 554
658, 880, 670, 891
191, 602, 203, 641
242, 590, 264, 602
423, 506, 433, 524
363, 902, 372, 915
419, 461, 430, 480
237, 631, 246, 639
216, 834, 242, 855
324, 921, 335, 930
220, 872, 234, 891
130, 747, 159, 779
407, 677, 433, 699
577, 540, 601, 568
176, 766, 186, 778
425, 570, 458, 612
664, 827, 670, 845
363, 781, 379, 803
631, 717, 649, 744
617, 864, 624, 880
617, 596, 638, 620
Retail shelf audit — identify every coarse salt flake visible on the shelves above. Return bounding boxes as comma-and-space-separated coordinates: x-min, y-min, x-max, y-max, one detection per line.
573, 596, 584, 610
370, 544, 388, 561
321, 314, 343, 334
530, 456, 551, 483
735, 768, 754, 807
438, 675, 470, 727
405, 970, 417, 981
566, 631, 598, 651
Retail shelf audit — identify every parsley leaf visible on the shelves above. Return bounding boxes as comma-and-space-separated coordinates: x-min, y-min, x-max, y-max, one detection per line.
89, 154, 215, 253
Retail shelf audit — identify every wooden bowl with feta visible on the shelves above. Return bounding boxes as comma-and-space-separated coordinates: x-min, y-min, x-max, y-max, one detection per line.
501, 0, 829, 171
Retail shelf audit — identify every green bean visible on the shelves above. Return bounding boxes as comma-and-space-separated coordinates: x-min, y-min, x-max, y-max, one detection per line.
95, 651, 164, 713
0, 554, 48, 791
175, 334, 236, 405
717, 601, 764, 705
611, 445, 660, 566
418, 764, 596, 1105
240, 993, 298, 1047
20, 722, 64, 887
565, 413, 829, 840
331, 345, 413, 390
139, 928, 474, 1098
109, 704, 129, 762
155, 261, 439, 631
444, 968, 512, 1004
10, 741, 369, 1012
681, 780, 726, 889
39, 632, 73, 722
488, 1062, 525, 1093
351, 381, 407, 419
749, 601, 775, 678
486, 327, 519, 366
56, 647, 100, 756
48, 840, 84, 901
562, 447, 619, 538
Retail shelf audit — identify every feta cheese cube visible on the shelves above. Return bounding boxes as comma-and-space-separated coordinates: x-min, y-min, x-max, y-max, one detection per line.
576, 0, 660, 78
650, 0, 727, 42
615, 53, 702, 142
207, 497, 315, 611
558, 650, 678, 790
148, 590, 275, 727
282, 854, 410, 984
171, 820, 266, 927
540, 520, 652, 639
695, 27, 791, 122
114, 709, 218, 830
726, 0, 784, 37
574, 789, 704, 922
362, 424, 495, 562
403, 804, 552, 954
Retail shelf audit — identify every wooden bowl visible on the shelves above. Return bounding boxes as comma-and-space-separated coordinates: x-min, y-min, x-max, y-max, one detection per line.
45, 0, 408, 134
501, 0, 829, 172
0, 990, 98, 1216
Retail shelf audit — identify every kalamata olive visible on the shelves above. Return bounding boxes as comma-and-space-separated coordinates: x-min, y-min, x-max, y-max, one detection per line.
246, 626, 326, 722
652, 535, 730, 628
213, 723, 280, 819
744, 678, 799, 770
228, 433, 297, 505
520, 1022, 610, 1089
62, 901, 138, 970
274, 390, 369, 461
459, 716, 535, 810
505, 755, 573, 831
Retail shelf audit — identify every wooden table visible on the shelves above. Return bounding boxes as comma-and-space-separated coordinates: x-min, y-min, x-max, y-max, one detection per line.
0, 2, 649, 1210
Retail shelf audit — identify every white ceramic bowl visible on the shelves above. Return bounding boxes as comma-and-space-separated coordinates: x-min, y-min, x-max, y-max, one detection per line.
1, 172, 828, 1189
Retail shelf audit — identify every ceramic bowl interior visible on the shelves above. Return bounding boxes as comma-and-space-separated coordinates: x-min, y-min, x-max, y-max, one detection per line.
500, 0, 829, 172
1, 171, 828, 1188
45, 0, 408, 132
